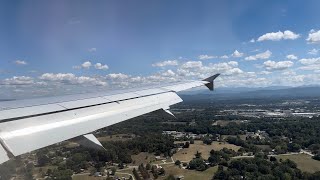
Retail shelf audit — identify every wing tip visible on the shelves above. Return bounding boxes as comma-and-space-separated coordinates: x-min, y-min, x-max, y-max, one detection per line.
202, 73, 221, 91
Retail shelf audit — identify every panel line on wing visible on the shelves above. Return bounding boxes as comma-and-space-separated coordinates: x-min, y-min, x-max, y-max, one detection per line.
0, 91, 172, 123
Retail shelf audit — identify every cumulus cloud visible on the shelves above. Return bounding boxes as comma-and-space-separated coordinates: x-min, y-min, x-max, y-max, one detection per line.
257, 30, 300, 41
1, 76, 34, 85
299, 57, 320, 65
81, 61, 92, 69
40, 73, 106, 86
177, 61, 242, 78
74, 61, 108, 70
298, 57, 320, 71
306, 29, 320, 43
152, 60, 178, 67
162, 70, 176, 77
259, 71, 272, 75
198, 54, 216, 60
228, 61, 238, 67
286, 54, 298, 60
308, 48, 318, 55
180, 61, 203, 69
220, 55, 229, 59
263, 60, 294, 70
106, 73, 130, 80
94, 63, 109, 70
14, 60, 27, 65
245, 50, 272, 61
231, 50, 244, 58
250, 39, 255, 43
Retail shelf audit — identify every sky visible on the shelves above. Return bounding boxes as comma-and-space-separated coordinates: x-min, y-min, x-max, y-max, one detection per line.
1, 0, 320, 99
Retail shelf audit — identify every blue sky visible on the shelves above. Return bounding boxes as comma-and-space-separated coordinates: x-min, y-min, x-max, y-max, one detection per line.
1, 0, 320, 98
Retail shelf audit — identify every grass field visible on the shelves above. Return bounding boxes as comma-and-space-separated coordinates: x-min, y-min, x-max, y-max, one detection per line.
160, 164, 218, 180
221, 135, 247, 141
256, 145, 271, 150
212, 120, 247, 127
72, 174, 104, 180
173, 140, 241, 162
277, 154, 320, 173
131, 152, 157, 165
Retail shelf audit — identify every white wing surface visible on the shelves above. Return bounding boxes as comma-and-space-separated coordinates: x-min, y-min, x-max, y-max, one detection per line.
0, 74, 220, 164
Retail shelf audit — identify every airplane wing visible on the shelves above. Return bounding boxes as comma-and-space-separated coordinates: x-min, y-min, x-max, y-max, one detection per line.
0, 74, 220, 164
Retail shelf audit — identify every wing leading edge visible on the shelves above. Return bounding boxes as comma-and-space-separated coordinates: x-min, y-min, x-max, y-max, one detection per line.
0, 74, 220, 164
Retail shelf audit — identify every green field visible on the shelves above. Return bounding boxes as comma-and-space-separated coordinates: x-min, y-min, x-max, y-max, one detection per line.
277, 154, 320, 173
72, 174, 104, 180
173, 140, 241, 162
131, 152, 157, 165
160, 164, 218, 180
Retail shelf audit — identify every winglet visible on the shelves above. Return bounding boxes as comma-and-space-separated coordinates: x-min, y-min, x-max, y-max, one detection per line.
202, 74, 220, 91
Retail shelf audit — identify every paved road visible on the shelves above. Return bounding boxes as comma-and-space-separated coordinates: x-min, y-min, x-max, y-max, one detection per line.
300, 149, 314, 156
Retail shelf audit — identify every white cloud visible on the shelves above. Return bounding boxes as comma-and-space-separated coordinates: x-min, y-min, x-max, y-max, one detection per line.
245, 50, 272, 61
220, 55, 229, 59
198, 54, 216, 60
94, 63, 109, 70
177, 61, 243, 78
106, 73, 130, 80
74, 61, 108, 70
81, 61, 92, 69
257, 30, 300, 41
180, 61, 203, 69
231, 50, 244, 58
228, 61, 238, 67
224, 68, 243, 75
299, 57, 320, 65
282, 70, 296, 76
1, 76, 34, 85
40, 73, 77, 81
88, 48, 97, 52
14, 60, 27, 65
250, 39, 255, 43
286, 54, 298, 60
162, 70, 176, 77
263, 60, 294, 70
308, 48, 318, 55
40, 73, 106, 86
258, 71, 272, 75
152, 60, 178, 67
298, 57, 320, 71
306, 29, 320, 43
